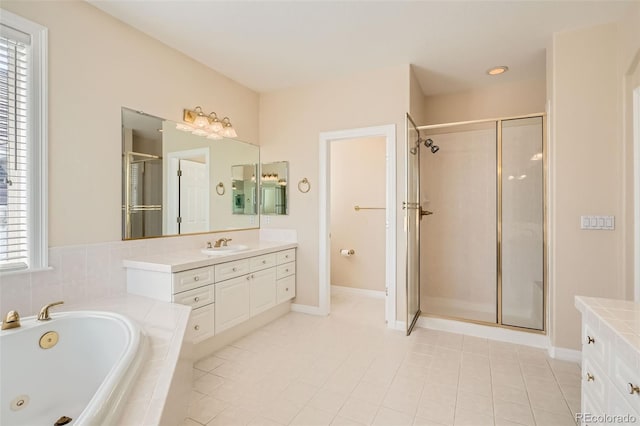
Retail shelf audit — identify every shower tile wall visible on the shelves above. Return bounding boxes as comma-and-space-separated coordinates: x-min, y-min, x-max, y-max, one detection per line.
419, 127, 497, 323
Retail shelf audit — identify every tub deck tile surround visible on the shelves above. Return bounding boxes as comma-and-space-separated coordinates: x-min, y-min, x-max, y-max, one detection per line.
63, 294, 191, 425
185, 293, 581, 426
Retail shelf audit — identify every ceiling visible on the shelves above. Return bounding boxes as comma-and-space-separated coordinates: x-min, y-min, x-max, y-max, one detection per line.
89, 1, 635, 96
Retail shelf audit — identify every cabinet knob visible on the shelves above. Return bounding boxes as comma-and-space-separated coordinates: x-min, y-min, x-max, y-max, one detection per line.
285, 255, 289, 258
629, 383, 640, 395
246, 276, 251, 280
194, 325, 200, 331
194, 296, 200, 302
251, 274, 255, 278
285, 269, 289, 272
262, 260, 266, 264
586, 372, 595, 382
587, 335, 595, 344
232, 267, 237, 272
285, 288, 289, 291
194, 276, 200, 281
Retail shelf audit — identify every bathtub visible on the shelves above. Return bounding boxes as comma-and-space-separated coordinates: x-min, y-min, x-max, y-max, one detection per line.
1, 310, 148, 426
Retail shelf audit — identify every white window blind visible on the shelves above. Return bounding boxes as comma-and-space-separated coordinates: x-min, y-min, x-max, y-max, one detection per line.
0, 25, 30, 271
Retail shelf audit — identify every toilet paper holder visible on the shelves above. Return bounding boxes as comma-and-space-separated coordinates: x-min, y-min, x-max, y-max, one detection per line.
340, 249, 355, 256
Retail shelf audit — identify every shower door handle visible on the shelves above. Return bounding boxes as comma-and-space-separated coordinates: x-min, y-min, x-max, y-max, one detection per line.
420, 209, 433, 218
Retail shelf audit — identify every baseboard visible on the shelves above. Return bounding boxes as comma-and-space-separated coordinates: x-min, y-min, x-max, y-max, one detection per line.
331, 285, 385, 299
416, 316, 550, 349
548, 346, 582, 363
390, 320, 406, 331
290, 303, 328, 316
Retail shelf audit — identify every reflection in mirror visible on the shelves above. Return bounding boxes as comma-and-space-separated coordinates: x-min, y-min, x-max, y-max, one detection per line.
260, 161, 288, 215
232, 164, 257, 215
122, 108, 259, 240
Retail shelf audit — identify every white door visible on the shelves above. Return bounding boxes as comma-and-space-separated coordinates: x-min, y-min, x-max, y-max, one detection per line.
179, 159, 209, 234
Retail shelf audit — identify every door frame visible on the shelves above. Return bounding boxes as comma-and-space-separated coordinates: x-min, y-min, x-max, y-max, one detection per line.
634, 86, 640, 302
318, 124, 396, 326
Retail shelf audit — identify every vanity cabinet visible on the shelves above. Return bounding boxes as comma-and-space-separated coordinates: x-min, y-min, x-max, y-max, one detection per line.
575, 297, 640, 425
125, 244, 296, 344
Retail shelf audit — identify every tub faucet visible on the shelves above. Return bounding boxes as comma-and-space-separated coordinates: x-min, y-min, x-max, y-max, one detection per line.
213, 238, 232, 248
1, 310, 20, 330
37, 301, 64, 321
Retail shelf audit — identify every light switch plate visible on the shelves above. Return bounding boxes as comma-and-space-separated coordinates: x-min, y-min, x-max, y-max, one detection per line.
580, 215, 615, 230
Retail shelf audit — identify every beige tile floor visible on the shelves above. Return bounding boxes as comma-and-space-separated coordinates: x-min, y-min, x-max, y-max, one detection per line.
184, 292, 581, 426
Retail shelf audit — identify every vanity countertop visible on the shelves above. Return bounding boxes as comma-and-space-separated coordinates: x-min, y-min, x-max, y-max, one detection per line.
122, 240, 298, 273
575, 296, 640, 354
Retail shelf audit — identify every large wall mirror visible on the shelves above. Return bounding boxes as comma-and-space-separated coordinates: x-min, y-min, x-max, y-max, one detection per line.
122, 108, 259, 239
260, 161, 289, 215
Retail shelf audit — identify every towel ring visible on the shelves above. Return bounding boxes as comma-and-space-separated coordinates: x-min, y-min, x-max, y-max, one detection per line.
298, 178, 310, 193
216, 182, 225, 196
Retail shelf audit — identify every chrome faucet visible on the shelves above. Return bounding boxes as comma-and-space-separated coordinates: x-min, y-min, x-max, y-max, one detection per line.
213, 238, 232, 248
37, 301, 64, 321
1, 310, 21, 330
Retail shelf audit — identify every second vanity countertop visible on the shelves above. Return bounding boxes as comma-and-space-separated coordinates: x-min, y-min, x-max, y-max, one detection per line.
122, 240, 298, 273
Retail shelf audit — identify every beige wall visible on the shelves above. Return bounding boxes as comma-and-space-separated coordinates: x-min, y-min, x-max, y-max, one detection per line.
423, 79, 546, 125
330, 137, 386, 292
259, 65, 410, 311
1, 1, 259, 247
622, 2, 640, 301
549, 22, 629, 350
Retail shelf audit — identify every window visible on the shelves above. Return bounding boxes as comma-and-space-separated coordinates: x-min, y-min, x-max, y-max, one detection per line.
0, 10, 47, 272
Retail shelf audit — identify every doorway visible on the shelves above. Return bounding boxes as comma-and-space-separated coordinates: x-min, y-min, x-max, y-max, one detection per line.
166, 148, 210, 235
318, 125, 396, 326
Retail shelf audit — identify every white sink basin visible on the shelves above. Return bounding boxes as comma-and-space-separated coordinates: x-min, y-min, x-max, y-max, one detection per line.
201, 244, 249, 256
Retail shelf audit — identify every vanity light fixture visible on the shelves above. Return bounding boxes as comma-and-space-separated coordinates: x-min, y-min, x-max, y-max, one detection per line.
178, 106, 238, 139
487, 65, 509, 76
220, 117, 238, 138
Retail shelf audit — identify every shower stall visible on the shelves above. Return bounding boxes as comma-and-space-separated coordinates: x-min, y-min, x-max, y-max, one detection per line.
405, 113, 545, 334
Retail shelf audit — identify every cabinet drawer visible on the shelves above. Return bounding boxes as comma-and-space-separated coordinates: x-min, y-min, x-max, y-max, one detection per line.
582, 322, 609, 373
612, 353, 640, 412
173, 285, 214, 309
607, 383, 640, 421
173, 266, 215, 293
276, 262, 295, 279
277, 275, 296, 303
276, 249, 295, 264
187, 304, 215, 343
582, 356, 608, 410
250, 253, 277, 272
215, 259, 250, 282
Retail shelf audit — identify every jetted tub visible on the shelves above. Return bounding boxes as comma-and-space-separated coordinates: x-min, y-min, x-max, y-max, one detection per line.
1, 310, 147, 426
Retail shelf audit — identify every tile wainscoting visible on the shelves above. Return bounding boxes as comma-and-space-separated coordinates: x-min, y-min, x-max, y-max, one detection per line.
0, 229, 261, 317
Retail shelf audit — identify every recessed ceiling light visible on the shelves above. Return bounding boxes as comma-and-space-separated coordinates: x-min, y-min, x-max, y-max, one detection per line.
487, 66, 509, 76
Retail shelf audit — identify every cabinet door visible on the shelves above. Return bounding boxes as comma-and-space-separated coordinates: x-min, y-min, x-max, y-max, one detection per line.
215, 276, 251, 334
250, 268, 277, 317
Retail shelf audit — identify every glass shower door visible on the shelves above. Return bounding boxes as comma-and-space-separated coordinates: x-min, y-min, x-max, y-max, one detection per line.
501, 117, 544, 330
405, 114, 421, 335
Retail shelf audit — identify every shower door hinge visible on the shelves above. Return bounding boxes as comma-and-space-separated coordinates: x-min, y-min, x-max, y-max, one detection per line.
385, 287, 388, 296
177, 216, 182, 224
177, 170, 182, 177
